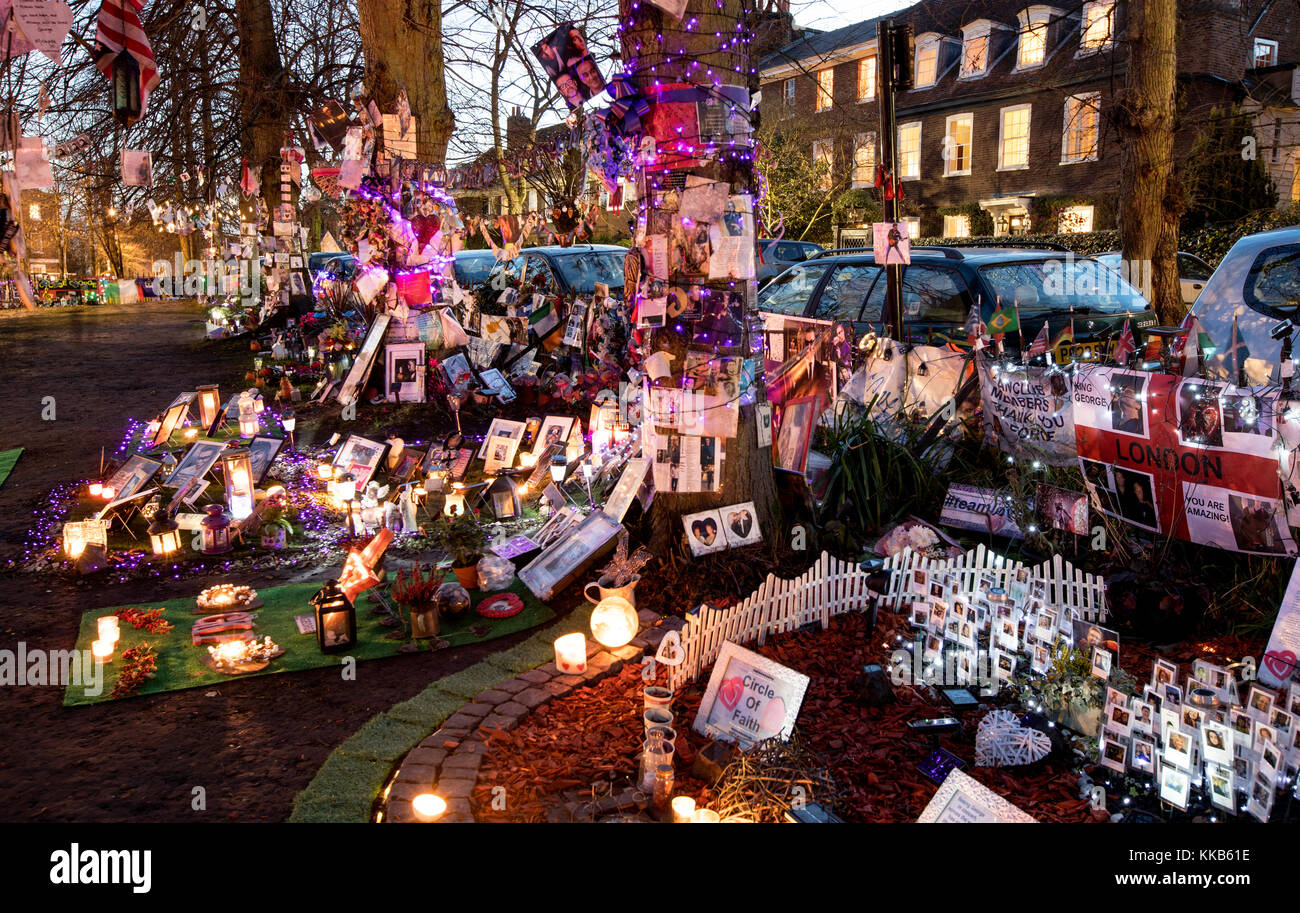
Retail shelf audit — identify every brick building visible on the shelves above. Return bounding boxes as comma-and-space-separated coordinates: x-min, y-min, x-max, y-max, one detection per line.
757, 0, 1300, 242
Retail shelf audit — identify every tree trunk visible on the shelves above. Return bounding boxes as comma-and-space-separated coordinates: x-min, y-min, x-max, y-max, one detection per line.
358, 0, 455, 163
235, 0, 291, 204
621, 0, 780, 556
1116, 0, 1182, 325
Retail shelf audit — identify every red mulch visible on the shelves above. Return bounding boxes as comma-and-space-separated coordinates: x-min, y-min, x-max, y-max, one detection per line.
472, 610, 1104, 823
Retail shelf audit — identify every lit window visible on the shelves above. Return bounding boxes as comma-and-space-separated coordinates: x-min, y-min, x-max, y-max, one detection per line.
1017, 7, 1051, 69
898, 122, 922, 179
813, 139, 834, 191
944, 113, 973, 175
1255, 39, 1278, 67
944, 214, 971, 238
904, 218, 921, 239
853, 132, 877, 187
1058, 205, 1094, 233
998, 105, 1031, 170
1293, 155, 1300, 203
28, 203, 41, 221
858, 55, 876, 100
816, 68, 834, 111
960, 23, 992, 78
1062, 93, 1100, 163
915, 37, 940, 87
1079, 1, 1114, 54
784, 78, 796, 108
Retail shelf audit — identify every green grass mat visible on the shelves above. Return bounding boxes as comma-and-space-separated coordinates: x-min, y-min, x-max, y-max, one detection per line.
0, 447, 22, 488
63, 574, 553, 706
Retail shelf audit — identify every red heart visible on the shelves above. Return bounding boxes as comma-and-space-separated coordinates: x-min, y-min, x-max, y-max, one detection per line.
1263, 650, 1296, 683
718, 676, 743, 712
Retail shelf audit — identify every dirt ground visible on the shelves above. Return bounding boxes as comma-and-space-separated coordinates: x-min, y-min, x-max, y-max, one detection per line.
0, 299, 575, 822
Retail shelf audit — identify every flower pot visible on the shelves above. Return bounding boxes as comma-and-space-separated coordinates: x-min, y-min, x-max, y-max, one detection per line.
452, 563, 479, 590
409, 605, 440, 639
260, 527, 288, 549
1040, 698, 1102, 738
536, 392, 552, 408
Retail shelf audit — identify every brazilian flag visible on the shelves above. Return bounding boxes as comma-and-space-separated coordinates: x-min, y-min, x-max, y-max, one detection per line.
987, 304, 1019, 335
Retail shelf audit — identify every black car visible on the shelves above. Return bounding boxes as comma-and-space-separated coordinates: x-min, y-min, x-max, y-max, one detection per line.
453, 249, 499, 290
757, 244, 1158, 362
483, 244, 627, 298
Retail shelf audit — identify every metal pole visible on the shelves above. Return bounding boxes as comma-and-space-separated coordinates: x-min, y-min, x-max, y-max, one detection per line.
876, 20, 904, 341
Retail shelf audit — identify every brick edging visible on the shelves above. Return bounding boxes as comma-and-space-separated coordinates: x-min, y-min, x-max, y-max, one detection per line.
380, 608, 685, 823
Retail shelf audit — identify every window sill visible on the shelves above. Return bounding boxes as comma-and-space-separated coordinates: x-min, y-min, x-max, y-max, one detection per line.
996, 164, 1030, 172
944, 170, 972, 178
1075, 44, 1113, 58
1012, 61, 1045, 72
856, 96, 876, 104
1059, 156, 1099, 165
957, 71, 988, 80
901, 175, 921, 181
910, 82, 937, 91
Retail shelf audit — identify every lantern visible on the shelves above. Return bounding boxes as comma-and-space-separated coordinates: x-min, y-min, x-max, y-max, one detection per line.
238, 398, 259, 438
63, 523, 89, 559
412, 793, 447, 821
590, 596, 638, 648
200, 504, 233, 554
91, 639, 115, 664
424, 464, 447, 493
111, 49, 141, 126
487, 475, 520, 520
554, 632, 587, 674
148, 510, 182, 556
197, 384, 221, 428
310, 579, 357, 653
331, 471, 357, 504
612, 422, 632, 446
347, 499, 366, 536
316, 459, 335, 481
222, 447, 256, 520
443, 483, 465, 516
281, 410, 296, 448
88, 482, 103, 497
549, 453, 568, 484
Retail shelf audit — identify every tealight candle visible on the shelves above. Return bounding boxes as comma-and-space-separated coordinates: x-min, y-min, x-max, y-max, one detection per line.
91, 639, 114, 663
554, 633, 587, 674
692, 809, 721, 823
97, 616, 120, 643
100, 486, 116, 500
412, 793, 447, 822
672, 796, 696, 823
88, 482, 103, 497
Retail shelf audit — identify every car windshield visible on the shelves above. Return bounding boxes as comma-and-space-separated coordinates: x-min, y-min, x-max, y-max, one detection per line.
758, 262, 832, 315
979, 259, 1149, 315
1244, 244, 1300, 317
454, 254, 497, 286
550, 251, 625, 294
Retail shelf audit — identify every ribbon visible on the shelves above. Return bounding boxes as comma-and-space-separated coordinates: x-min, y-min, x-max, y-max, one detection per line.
594, 74, 650, 139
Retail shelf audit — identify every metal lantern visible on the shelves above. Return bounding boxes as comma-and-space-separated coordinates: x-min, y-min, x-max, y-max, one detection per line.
197, 384, 221, 428
280, 409, 296, 449
222, 447, 256, 520
200, 504, 233, 554
443, 484, 466, 517
238, 398, 259, 437
148, 510, 182, 556
111, 49, 141, 126
487, 474, 520, 520
310, 578, 357, 653
549, 453, 568, 484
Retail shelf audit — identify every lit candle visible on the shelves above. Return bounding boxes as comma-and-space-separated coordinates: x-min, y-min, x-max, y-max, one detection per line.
100, 486, 116, 501
88, 482, 103, 497
692, 809, 721, 823
97, 616, 120, 643
412, 793, 447, 822
554, 633, 587, 674
672, 796, 696, 823
91, 639, 114, 663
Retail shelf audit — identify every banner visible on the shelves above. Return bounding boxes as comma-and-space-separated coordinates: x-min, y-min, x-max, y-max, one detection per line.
939, 483, 1026, 539
1074, 367, 1295, 555
1260, 560, 1300, 689
977, 357, 1076, 466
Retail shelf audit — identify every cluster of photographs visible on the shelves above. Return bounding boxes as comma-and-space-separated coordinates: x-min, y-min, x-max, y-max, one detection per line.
531, 22, 607, 110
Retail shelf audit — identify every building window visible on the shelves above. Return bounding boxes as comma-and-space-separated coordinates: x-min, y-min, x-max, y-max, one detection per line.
944, 113, 973, 175
1255, 39, 1278, 67
944, 214, 971, 238
998, 104, 1031, 170
857, 55, 876, 101
904, 218, 921, 239
783, 77, 796, 113
28, 203, 40, 221
1292, 154, 1300, 202
813, 139, 833, 191
960, 23, 991, 78
1058, 204, 1094, 233
1062, 92, 1100, 163
1078, 1, 1115, 55
898, 122, 922, 179
915, 36, 940, 87
853, 132, 877, 187
1017, 7, 1050, 69
816, 68, 834, 111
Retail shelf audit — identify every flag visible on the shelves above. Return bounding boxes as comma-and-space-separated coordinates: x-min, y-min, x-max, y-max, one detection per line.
1027, 321, 1050, 357
987, 302, 1019, 336
1113, 319, 1135, 365
1050, 320, 1074, 353
93, 0, 160, 120
1222, 312, 1250, 385
962, 301, 985, 346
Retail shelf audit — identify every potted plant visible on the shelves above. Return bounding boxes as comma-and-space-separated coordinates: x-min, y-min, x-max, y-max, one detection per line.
1017, 639, 1133, 738
429, 507, 489, 589
392, 563, 442, 639
259, 494, 294, 549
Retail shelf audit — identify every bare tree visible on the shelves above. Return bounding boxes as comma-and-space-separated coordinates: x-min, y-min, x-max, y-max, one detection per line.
358, 0, 454, 162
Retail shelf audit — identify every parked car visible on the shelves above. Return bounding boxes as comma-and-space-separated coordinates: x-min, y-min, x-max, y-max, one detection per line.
453, 249, 499, 290
1093, 250, 1214, 307
482, 244, 626, 298
757, 244, 1158, 363
757, 239, 824, 288
308, 252, 358, 281
1187, 225, 1300, 386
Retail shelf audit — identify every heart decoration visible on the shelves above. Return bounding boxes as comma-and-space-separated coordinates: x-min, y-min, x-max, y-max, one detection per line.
759, 695, 787, 736
12, 0, 73, 65
975, 709, 1051, 767
1262, 650, 1297, 686
728, 510, 752, 539
654, 629, 684, 666
718, 676, 744, 712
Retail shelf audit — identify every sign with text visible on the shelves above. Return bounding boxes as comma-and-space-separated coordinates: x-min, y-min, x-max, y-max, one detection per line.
977, 357, 1076, 466
1260, 560, 1300, 689
917, 768, 1037, 823
694, 641, 808, 746
939, 483, 1026, 539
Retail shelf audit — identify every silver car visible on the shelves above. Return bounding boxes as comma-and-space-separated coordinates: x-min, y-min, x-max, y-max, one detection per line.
1189, 225, 1300, 386
1093, 250, 1214, 307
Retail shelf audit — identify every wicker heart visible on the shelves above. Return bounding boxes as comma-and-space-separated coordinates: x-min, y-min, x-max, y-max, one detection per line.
975, 709, 1051, 767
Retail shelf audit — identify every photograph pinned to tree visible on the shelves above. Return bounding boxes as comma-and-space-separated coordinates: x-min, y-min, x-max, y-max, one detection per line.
121, 149, 154, 187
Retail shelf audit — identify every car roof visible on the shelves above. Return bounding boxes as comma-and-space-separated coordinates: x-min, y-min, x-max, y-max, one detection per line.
804, 246, 1088, 265
455, 249, 497, 258
519, 244, 626, 255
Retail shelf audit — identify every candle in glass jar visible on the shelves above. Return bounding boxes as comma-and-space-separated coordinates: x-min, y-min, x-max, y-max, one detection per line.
554, 633, 587, 674
96, 616, 120, 643
692, 808, 721, 823
91, 639, 114, 663
672, 796, 696, 823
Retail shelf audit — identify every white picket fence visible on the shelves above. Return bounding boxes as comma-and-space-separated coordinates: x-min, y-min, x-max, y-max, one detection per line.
876, 543, 1109, 622
667, 551, 882, 691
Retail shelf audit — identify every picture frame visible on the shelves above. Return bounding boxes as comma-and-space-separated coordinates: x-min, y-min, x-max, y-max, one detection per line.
96, 487, 158, 524
104, 453, 163, 502
150, 393, 195, 448
477, 419, 527, 460
1130, 735, 1156, 774
518, 511, 623, 601
603, 457, 651, 523
1098, 731, 1128, 773
916, 768, 1036, 823
774, 394, 820, 474
390, 446, 427, 485
483, 431, 523, 475
163, 439, 226, 490
532, 415, 577, 457
385, 341, 426, 404
332, 433, 390, 487
172, 476, 210, 507
1159, 761, 1190, 810
337, 314, 391, 407
682, 508, 726, 556
247, 435, 285, 484
694, 641, 810, 746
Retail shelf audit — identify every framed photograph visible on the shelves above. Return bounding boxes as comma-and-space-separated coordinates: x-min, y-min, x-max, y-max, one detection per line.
533, 415, 577, 457
917, 768, 1036, 823
1130, 699, 1155, 736
390, 446, 427, 485
694, 641, 810, 746
96, 487, 158, 523
1159, 761, 1190, 810
483, 431, 523, 475
774, 394, 820, 474
1107, 702, 1133, 735
1099, 731, 1128, 773
477, 419, 527, 460
518, 511, 623, 601
1246, 684, 1275, 719
1202, 721, 1234, 766
1206, 762, 1236, 812
603, 457, 651, 523
1130, 735, 1156, 774
720, 500, 762, 548
337, 314, 391, 407
479, 367, 516, 404
1163, 726, 1193, 769
163, 440, 225, 490
385, 342, 426, 403
105, 454, 163, 501
247, 435, 285, 484
682, 508, 726, 556
1091, 645, 1112, 680
332, 434, 389, 487
150, 393, 196, 448
1151, 658, 1178, 689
